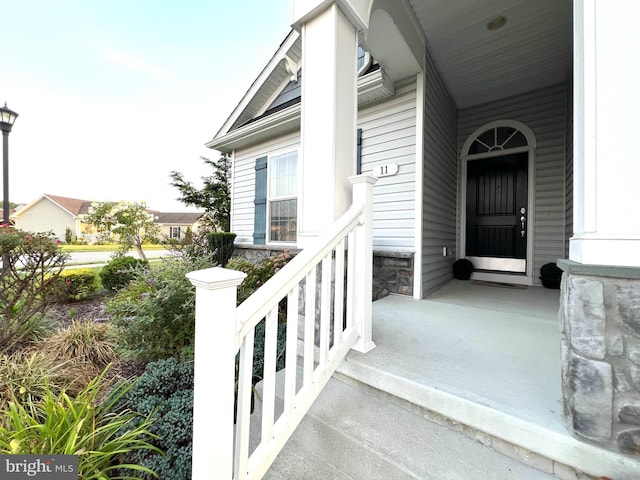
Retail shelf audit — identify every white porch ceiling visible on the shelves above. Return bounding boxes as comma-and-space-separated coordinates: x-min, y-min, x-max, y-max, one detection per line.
407, 0, 573, 109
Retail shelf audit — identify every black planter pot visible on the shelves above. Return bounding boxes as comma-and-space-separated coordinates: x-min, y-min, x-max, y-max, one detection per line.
453, 258, 474, 280
540, 262, 562, 289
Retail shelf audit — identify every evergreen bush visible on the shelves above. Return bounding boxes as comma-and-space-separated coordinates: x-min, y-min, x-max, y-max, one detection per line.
206, 231, 237, 266
99, 256, 147, 291
115, 358, 194, 480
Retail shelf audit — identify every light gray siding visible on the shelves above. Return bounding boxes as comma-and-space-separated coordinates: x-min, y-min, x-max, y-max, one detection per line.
458, 84, 569, 285
231, 131, 300, 244
230, 85, 417, 252
358, 82, 417, 252
565, 79, 573, 258
422, 49, 458, 296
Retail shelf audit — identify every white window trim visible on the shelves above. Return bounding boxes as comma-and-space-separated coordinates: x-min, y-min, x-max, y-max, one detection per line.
266, 150, 299, 245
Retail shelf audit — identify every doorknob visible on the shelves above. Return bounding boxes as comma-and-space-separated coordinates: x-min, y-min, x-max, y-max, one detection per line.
520, 207, 526, 237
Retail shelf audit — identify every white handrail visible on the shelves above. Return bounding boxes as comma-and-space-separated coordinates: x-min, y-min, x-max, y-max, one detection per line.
235, 204, 363, 347
187, 174, 377, 480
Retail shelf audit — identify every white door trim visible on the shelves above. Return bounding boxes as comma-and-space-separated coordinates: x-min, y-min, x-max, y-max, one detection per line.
460, 120, 536, 283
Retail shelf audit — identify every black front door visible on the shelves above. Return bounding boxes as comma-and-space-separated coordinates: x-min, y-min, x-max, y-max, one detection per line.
466, 152, 528, 273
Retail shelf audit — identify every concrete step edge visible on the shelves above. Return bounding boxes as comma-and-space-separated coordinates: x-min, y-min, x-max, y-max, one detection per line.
336, 356, 640, 480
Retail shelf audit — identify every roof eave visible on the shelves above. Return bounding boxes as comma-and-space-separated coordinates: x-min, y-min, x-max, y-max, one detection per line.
212, 30, 301, 140
207, 69, 394, 153
207, 103, 301, 153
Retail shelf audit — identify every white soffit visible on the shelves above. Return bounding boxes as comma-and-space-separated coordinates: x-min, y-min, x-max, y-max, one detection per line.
407, 0, 572, 108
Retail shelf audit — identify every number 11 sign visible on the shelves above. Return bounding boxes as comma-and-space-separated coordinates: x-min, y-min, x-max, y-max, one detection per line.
372, 163, 399, 178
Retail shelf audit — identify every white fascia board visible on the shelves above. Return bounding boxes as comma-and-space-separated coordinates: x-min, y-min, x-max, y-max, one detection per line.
10, 195, 47, 218
211, 30, 301, 140
206, 103, 301, 152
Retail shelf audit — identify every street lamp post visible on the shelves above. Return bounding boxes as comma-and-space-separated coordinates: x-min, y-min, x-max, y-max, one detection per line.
0, 103, 19, 227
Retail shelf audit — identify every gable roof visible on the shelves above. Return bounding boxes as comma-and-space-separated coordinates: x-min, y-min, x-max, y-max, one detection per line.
207, 30, 392, 153
212, 30, 302, 142
12, 194, 93, 219
44, 194, 93, 216
154, 212, 206, 225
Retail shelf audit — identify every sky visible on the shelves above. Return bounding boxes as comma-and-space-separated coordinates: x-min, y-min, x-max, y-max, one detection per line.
1, 0, 292, 212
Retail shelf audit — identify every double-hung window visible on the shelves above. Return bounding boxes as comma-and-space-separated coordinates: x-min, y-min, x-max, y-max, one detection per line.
170, 226, 181, 239
268, 151, 297, 242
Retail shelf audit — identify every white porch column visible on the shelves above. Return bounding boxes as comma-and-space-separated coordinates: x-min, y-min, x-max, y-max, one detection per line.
293, 1, 359, 247
571, 0, 640, 267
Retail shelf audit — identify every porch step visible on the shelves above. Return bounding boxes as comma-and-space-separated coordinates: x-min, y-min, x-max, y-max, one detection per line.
257, 374, 557, 479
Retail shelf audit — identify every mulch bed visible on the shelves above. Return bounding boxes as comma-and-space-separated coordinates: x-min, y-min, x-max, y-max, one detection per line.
45, 293, 113, 327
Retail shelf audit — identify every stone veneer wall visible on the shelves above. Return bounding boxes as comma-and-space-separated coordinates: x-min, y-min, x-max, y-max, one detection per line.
558, 259, 640, 457
373, 251, 414, 300
232, 245, 302, 264
233, 246, 414, 301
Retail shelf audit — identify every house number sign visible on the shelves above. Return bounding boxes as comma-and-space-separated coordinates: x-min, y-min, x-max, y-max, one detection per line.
372, 163, 399, 178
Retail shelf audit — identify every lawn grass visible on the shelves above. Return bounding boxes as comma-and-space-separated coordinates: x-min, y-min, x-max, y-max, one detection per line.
61, 244, 167, 253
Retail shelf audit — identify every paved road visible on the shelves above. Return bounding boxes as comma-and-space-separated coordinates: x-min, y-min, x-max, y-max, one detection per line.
67, 248, 172, 266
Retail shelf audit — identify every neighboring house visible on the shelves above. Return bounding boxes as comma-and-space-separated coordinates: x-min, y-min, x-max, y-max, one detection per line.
154, 212, 210, 241
12, 194, 207, 243
201, 0, 640, 468
12, 194, 92, 241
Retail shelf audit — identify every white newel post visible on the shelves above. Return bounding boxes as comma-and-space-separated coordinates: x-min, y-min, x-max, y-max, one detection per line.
350, 174, 377, 353
186, 267, 246, 480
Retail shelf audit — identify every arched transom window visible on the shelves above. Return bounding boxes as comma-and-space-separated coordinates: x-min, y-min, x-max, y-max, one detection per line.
467, 126, 528, 155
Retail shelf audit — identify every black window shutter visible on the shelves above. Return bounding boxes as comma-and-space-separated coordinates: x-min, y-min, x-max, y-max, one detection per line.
253, 156, 268, 244
356, 128, 363, 175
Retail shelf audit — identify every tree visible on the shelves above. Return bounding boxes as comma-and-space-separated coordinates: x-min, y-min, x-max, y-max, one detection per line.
84, 201, 117, 243
169, 154, 231, 232
0, 201, 19, 210
85, 201, 160, 261
0, 227, 68, 352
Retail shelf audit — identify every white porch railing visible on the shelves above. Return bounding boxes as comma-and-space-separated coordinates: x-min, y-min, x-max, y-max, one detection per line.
186, 174, 377, 480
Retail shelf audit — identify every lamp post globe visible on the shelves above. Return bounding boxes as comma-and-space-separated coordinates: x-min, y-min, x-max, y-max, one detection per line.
0, 102, 19, 227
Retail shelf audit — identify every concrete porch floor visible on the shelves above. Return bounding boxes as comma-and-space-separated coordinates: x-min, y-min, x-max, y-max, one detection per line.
336, 279, 640, 478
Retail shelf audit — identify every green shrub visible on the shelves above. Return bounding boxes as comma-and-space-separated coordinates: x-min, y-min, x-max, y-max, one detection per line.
115, 358, 194, 480
56, 268, 100, 302
226, 250, 293, 304
207, 231, 237, 266
65, 227, 73, 244
0, 227, 68, 352
106, 256, 212, 363
0, 367, 161, 479
100, 256, 148, 291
